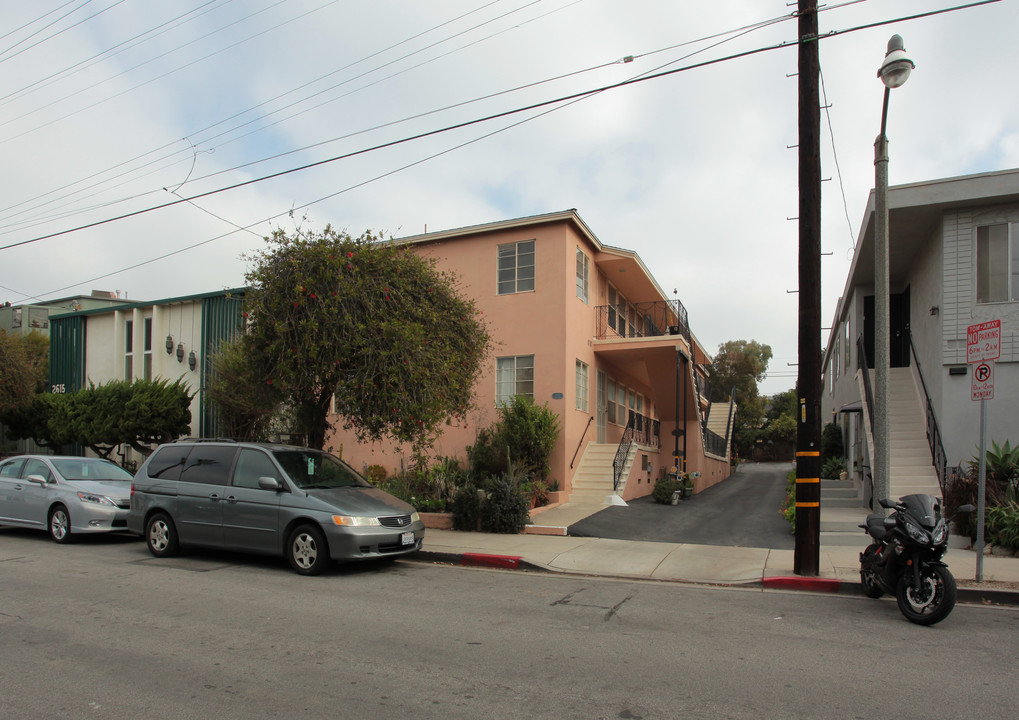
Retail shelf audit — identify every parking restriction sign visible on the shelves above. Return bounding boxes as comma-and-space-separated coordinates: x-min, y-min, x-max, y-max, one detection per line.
967, 320, 1001, 363
972, 361, 994, 401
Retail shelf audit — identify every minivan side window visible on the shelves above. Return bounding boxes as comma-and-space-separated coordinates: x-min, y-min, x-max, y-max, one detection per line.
232, 449, 280, 489
179, 446, 238, 486
146, 447, 191, 481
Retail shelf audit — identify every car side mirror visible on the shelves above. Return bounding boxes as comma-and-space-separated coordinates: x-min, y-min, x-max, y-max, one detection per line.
26, 474, 49, 487
258, 476, 282, 492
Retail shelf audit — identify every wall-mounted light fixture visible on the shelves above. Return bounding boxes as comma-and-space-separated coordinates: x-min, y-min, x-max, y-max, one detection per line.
176, 343, 185, 363
188, 351, 197, 372
929, 306, 939, 316
165, 335, 174, 354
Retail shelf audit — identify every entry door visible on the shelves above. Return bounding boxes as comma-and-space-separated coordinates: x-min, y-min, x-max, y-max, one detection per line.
862, 287, 911, 369
596, 370, 607, 443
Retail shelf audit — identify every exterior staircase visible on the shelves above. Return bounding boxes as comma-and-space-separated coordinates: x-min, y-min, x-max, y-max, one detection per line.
820, 366, 941, 546
569, 442, 633, 504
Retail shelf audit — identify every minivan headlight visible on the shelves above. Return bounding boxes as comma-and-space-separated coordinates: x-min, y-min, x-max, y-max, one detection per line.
331, 515, 381, 527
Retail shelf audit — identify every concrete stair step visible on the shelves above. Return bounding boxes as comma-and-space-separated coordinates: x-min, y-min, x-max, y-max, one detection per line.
820, 531, 869, 547
822, 487, 861, 499
822, 497, 868, 508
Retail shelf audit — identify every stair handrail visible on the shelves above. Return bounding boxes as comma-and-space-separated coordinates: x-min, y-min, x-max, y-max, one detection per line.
613, 411, 636, 494
857, 335, 875, 429
724, 386, 736, 455
571, 416, 595, 470
905, 329, 948, 494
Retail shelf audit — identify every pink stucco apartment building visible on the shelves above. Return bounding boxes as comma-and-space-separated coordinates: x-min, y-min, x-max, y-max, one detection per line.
327, 210, 733, 501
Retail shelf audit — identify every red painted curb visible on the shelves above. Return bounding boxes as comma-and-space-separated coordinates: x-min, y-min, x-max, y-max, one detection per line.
461, 553, 522, 570
763, 576, 842, 593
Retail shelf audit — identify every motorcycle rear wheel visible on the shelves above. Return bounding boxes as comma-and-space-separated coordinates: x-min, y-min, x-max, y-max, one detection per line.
860, 544, 884, 599
895, 564, 957, 626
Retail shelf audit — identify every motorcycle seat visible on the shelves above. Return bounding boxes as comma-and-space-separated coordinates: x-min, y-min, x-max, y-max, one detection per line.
865, 513, 887, 541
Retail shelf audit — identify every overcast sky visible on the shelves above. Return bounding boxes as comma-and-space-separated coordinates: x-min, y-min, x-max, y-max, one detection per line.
1, 0, 1016, 396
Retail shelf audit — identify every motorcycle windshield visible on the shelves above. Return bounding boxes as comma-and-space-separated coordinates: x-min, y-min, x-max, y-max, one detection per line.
899, 494, 940, 528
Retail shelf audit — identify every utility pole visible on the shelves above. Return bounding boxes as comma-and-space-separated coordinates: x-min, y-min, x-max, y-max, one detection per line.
795, 0, 821, 576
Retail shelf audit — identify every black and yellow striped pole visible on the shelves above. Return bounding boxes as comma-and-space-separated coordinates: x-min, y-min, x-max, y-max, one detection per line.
795, 0, 821, 575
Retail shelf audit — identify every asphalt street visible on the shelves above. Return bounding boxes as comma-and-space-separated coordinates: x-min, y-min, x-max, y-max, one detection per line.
2, 529, 1017, 720
569, 462, 794, 549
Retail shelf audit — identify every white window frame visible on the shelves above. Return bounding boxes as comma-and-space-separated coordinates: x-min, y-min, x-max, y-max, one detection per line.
124, 319, 134, 380
496, 355, 534, 405
143, 317, 153, 381
575, 248, 589, 303
575, 360, 589, 412
497, 240, 535, 295
976, 222, 1019, 304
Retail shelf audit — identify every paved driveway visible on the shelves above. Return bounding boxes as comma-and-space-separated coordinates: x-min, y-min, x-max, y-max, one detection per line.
568, 462, 795, 549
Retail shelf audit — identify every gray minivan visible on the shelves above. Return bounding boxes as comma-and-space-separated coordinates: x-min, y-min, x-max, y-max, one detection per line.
128, 441, 424, 575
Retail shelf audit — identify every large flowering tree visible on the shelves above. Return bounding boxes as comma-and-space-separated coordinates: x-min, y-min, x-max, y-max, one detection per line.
241, 226, 490, 450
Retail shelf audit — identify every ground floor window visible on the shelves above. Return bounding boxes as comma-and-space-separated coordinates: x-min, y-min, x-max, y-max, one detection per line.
496, 355, 534, 405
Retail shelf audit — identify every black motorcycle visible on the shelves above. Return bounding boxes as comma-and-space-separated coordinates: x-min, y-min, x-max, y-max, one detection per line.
859, 494, 975, 625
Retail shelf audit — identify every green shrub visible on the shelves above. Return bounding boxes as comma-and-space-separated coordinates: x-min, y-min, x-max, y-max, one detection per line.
364, 464, 387, 484
780, 469, 796, 534
451, 485, 482, 531
468, 395, 560, 481
479, 476, 530, 534
820, 456, 846, 480
986, 501, 1019, 551
821, 421, 844, 462
652, 476, 680, 504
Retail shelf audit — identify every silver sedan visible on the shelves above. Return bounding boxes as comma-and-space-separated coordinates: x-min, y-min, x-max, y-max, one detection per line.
0, 455, 133, 543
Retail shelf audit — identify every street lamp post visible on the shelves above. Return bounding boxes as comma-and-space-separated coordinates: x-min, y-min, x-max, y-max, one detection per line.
873, 35, 914, 507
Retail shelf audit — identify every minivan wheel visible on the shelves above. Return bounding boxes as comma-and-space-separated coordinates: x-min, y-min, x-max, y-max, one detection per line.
49, 505, 73, 544
288, 524, 329, 576
146, 512, 180, 558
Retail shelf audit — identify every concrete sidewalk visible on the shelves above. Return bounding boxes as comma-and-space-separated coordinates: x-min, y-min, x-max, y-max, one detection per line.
416, 527, 1019, 605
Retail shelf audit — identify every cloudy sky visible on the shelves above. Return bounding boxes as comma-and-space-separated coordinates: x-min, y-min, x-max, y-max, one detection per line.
1, 0, 1016, 395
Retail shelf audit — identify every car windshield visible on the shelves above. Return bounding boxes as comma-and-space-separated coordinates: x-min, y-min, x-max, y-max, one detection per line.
50, 458, 133, 482
272, 450, 372, 490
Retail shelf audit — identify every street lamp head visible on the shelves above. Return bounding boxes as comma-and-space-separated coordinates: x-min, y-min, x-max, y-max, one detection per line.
878, 34, 914, 89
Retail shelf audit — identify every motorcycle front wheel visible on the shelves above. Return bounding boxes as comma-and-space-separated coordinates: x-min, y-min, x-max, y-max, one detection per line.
860, 544, 884, 598
895, 564, 957, 626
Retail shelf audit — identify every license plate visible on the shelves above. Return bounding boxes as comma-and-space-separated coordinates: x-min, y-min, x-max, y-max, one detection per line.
401, 531, 414, 546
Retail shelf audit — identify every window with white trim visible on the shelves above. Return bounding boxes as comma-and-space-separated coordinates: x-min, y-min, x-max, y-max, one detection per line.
575, 248, 589, 303
496, 355, 534, 405
575, 360, 589, 412
143, 317, 153, 381
124, 319, 134, 380
607, 379, 617, 423
977, 223, 1019, 303
497, 240, 535, 295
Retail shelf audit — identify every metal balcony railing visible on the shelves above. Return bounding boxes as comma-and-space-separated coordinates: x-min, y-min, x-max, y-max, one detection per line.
595, 299, 690, 346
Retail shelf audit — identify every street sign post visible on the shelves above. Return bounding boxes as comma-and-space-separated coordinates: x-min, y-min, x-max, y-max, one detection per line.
966, 319, 1000, 584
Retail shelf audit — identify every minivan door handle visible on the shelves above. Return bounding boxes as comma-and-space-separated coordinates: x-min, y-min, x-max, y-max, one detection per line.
209, 493, 221, 502
226, 496, 238, 504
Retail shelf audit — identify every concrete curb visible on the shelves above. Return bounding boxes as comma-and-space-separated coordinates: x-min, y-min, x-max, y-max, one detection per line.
413, 549, 1019, 605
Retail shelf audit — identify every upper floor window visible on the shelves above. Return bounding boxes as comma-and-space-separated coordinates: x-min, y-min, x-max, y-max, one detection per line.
977, 223, 1019, 304
575, 248, 589, 303
497, 240, 535, 295
496, 354, 534, 405
124, 319, 134, 380
143, 317, 153, 381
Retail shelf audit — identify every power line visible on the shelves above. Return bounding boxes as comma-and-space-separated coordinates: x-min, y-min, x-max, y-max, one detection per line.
0, 0, 518, 224
0, 1, 781, 234
1, 37, 801, 253
0, 0, 127, 65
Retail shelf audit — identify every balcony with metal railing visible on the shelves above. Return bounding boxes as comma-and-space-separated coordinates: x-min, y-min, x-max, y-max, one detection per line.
594, 299, 690, 346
